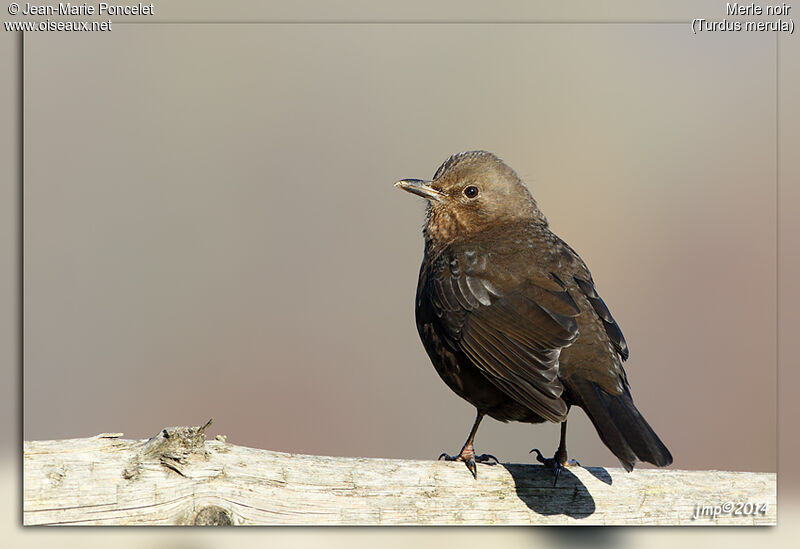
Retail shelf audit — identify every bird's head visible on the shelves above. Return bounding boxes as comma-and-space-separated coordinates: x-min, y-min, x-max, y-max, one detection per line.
395, 151, 547, 245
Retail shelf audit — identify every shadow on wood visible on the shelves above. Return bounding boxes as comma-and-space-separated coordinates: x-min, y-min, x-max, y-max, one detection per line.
503, 463, 597, 519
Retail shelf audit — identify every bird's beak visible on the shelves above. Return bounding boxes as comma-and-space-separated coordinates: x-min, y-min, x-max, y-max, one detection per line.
394, 179, 446, 202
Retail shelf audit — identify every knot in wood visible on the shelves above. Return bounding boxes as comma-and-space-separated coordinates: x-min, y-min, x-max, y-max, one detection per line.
193, 505, 233, 526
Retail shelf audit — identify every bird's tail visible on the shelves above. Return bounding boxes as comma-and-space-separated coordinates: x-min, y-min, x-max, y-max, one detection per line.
568, 378, 673, 471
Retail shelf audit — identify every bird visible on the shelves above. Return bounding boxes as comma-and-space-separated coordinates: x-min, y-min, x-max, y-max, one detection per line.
395, 150, 673, 482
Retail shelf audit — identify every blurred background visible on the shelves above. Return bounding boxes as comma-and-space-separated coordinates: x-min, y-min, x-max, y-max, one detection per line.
20, 21, 777, 475
2, 0, 799, 545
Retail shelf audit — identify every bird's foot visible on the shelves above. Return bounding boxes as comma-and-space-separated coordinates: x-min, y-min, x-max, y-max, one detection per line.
438, 444, 499, 479
530, 448, 580, 487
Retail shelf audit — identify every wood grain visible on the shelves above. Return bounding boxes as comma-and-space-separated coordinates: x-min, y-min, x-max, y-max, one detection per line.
23, 424, 776, 525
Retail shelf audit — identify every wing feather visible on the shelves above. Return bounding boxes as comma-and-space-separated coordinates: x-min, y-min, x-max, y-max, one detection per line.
421, 246, 581, 421
574, 276, 629, 360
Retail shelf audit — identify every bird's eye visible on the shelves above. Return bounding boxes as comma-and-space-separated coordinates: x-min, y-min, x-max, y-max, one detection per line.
463, 185, 480, 198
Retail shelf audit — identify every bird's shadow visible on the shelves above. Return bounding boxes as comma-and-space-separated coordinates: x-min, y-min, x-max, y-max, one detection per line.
500, 463, 611, 519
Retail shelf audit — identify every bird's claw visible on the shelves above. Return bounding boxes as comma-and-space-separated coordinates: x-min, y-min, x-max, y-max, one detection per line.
529, 448, 547, 463
438, 450, 499, 479
474, 453, 499, 465
530, 448, 580, 487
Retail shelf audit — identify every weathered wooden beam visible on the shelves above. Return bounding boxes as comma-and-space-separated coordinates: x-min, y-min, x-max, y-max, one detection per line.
23, 423, 776, 525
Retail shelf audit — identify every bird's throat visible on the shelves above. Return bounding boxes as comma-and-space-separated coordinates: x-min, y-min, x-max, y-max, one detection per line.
424, 206, 466, 247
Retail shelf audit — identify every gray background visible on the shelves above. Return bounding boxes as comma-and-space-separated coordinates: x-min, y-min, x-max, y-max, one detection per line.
20, 22, 776, 474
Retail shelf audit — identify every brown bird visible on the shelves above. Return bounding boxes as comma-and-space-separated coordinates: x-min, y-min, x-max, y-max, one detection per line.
395, 151, 672, 481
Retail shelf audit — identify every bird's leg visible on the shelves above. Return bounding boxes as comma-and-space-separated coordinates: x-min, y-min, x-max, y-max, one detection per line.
530, 420, 581, 486
438, 410, 498, 478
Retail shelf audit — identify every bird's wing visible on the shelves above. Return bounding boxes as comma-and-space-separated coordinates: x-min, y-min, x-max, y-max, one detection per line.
421, 245, 580, 422
546, 237, 630, 396
555, 238, 629, 363
573, 276, 629, 361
